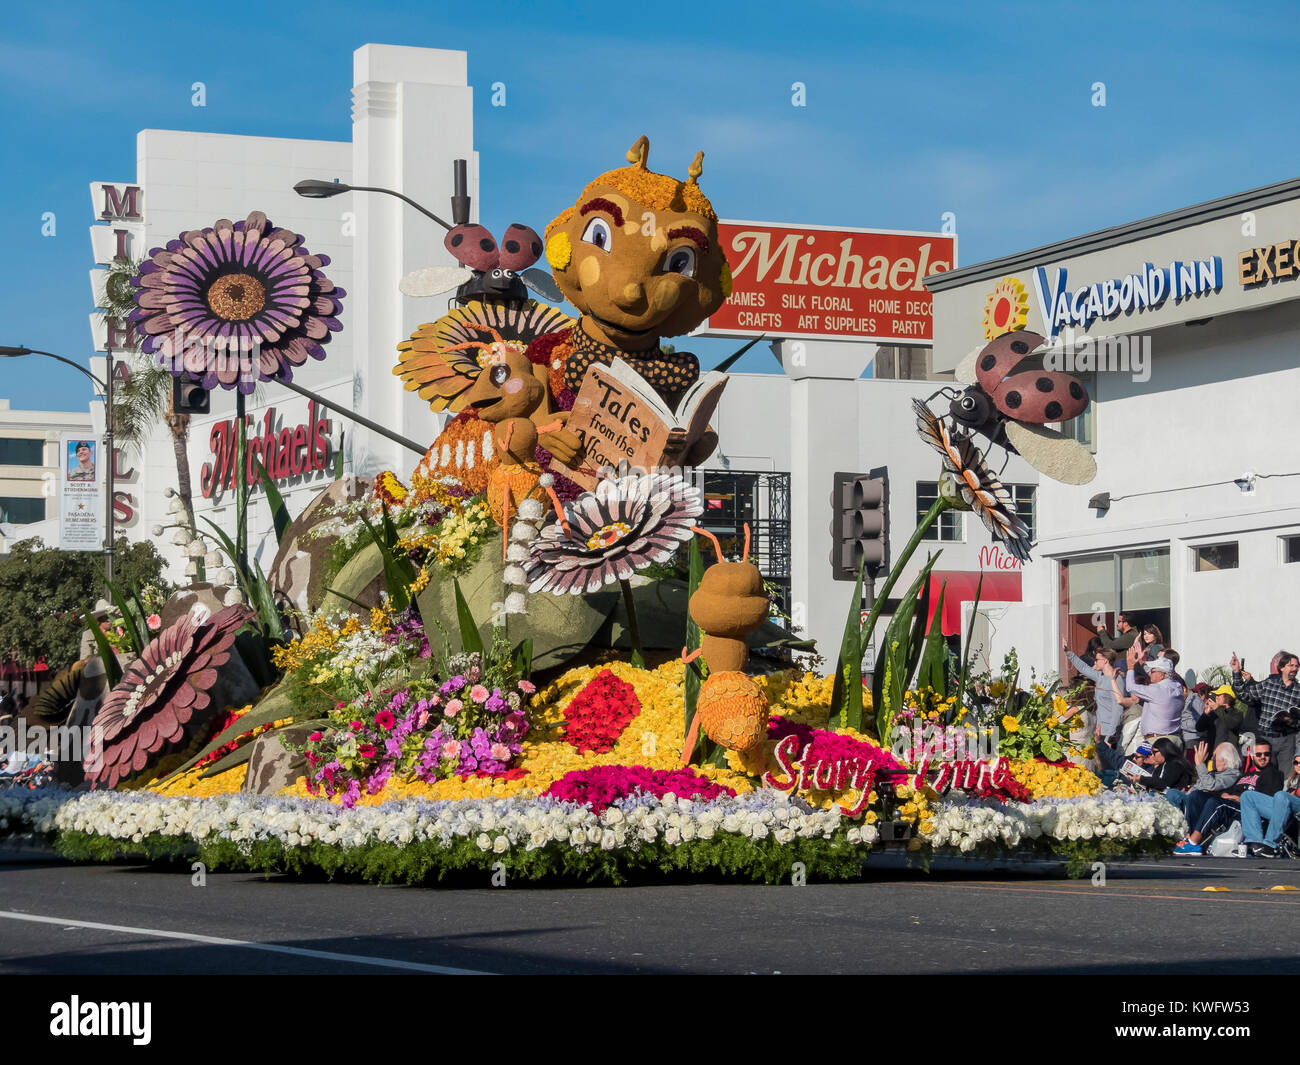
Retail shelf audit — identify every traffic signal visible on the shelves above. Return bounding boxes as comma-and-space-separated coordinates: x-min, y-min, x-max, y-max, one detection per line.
830, 469, 889, 580
172, 371, 210, 415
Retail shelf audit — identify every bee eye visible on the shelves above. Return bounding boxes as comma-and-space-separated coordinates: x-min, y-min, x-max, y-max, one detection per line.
580, 217, 612, 251
663, 246, 697, 278
489, 364, 510, 386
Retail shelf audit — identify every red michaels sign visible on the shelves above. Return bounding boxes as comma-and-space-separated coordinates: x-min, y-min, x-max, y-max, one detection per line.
200, 401, 332, 498
701, 220, 955, 343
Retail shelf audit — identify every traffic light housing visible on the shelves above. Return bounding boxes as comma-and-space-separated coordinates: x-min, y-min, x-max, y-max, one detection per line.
830, 469, 889, 580
172, 371, 210, 415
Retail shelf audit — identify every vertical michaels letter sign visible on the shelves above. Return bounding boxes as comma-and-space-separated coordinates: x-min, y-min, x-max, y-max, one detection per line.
59, 434, 102, 551
700, 221, 955, 343
1033, 256, 1223, 339
89, 181, 145, 527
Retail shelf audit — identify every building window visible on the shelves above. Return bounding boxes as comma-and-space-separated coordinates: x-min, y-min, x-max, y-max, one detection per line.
1283, 535, 1300, 564
1009, 484, 1036, 542
1062, 547, 1171, 650
1193, 542, 1239, 572
917, 481, 963, 542
699, 471, 791, 619
0, 439, 44, 466
0, 497, 46, 524
1058, 370, 1097, 450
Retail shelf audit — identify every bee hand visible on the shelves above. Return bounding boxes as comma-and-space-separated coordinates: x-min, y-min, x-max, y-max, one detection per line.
538, 428, 584, 467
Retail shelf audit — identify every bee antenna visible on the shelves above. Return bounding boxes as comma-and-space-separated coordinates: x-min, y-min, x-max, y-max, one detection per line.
690, 526, 723, 562
742, 522, 751, 563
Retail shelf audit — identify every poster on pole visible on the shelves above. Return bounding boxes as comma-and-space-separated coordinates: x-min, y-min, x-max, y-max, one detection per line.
59, 434, 102, 551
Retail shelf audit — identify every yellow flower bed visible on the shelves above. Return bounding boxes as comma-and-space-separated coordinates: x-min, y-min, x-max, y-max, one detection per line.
1008, 759, 1103, 799
149, 759, 250, 798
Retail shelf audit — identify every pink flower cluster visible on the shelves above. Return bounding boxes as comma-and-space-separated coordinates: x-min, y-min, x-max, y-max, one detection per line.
543, 764, 736, 814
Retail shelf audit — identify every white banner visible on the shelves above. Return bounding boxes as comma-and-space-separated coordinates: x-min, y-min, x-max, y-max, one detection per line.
59, 433, 102, 551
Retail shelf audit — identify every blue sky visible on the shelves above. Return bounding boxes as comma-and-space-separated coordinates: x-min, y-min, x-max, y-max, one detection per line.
3, 0, 1300, 408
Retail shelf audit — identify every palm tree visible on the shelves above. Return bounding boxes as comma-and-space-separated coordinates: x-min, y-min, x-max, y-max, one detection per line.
101, 258, 200, 532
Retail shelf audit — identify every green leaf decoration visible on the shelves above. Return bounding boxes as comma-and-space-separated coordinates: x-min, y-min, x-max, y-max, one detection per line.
955, 573, 984, 712
252, 454, 292, 547
830, 557, 865, 731
198, 741, 255, 779
82, 607, 122, 688
872, 553, 941, 741
355, 507, 415, 613
154, 684, 319, 786
106, 580, 145, 655
512, 637, 533, 680
453, 578, 484, 656
916, 580, 948, 697
684, 538, 704, 746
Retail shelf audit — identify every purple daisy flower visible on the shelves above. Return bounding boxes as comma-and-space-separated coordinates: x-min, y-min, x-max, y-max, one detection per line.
129, 210, 344, 393
525, 473, 703, 595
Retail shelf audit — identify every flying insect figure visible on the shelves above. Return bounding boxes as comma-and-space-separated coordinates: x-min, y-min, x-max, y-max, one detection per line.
928, 329, 1097, 486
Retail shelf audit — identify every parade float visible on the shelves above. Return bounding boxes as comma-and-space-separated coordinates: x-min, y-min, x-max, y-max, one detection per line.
1, 138, 1185, 883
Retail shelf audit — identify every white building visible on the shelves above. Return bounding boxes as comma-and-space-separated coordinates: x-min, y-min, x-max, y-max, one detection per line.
929, 178, 1300, 681
89, 44, 474, 581
0, 398, 94, 555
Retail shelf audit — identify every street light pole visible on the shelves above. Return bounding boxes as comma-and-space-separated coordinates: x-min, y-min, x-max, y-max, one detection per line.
0, 346, 114, 588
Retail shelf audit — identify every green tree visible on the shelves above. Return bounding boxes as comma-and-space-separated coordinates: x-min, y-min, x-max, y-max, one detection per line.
0, 536, 169, 669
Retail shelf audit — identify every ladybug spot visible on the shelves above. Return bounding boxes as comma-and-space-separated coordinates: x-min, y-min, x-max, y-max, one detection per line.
479, 238, 496, 252
980, 354, 997, 372
531, 241, 542, 256
1011, 340, 1029, 354
1069, 381, 1085, 400
504, 239, 520, 253
1035, 377, 1055, 392
450, 233, 463, 247
1005, 391, 1022, 409
1045, 401, 1063, 419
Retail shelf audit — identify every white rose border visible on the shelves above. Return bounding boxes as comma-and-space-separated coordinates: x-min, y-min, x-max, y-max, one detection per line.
0, 787, 1187, 879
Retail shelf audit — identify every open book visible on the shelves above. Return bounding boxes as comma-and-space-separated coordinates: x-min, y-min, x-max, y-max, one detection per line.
558, 358, 728, 488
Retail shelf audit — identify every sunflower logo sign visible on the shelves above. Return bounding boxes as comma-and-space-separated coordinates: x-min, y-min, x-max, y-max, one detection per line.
981, 277, 1029, 340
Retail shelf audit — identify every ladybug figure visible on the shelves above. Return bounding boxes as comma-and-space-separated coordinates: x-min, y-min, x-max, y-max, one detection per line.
935, 330, 1096, 485
400, 222, 562, 305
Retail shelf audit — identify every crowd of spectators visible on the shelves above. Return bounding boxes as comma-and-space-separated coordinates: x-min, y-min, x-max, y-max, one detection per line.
1065, 615, 1300, 858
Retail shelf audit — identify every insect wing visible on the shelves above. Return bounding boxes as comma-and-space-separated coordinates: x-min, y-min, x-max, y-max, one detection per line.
1004, 420, 1097, 485
499, 224, 543, 271
991, 369, 1089, 424
973, 330, 1044, 393
399, 266, 472, 297
520, 267, 563, 303
954, 345, 983, 386
446, 224, 500, 271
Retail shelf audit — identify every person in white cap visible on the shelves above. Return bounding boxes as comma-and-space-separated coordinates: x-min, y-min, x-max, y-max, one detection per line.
56, 657, 107, 787
1124, 642, 1184, 747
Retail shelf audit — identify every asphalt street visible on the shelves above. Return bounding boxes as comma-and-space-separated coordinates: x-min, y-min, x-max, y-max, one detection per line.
3, 845, 1300, 975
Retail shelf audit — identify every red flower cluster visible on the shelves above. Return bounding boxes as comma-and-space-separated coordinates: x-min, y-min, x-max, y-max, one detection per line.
196, 708, 245, 769
562, 670, 642, 753
543, 764, 736, 814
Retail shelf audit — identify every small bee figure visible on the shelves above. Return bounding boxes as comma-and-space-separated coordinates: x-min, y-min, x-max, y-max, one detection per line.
680, 525, 772, 764
453, 327, 576, 536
